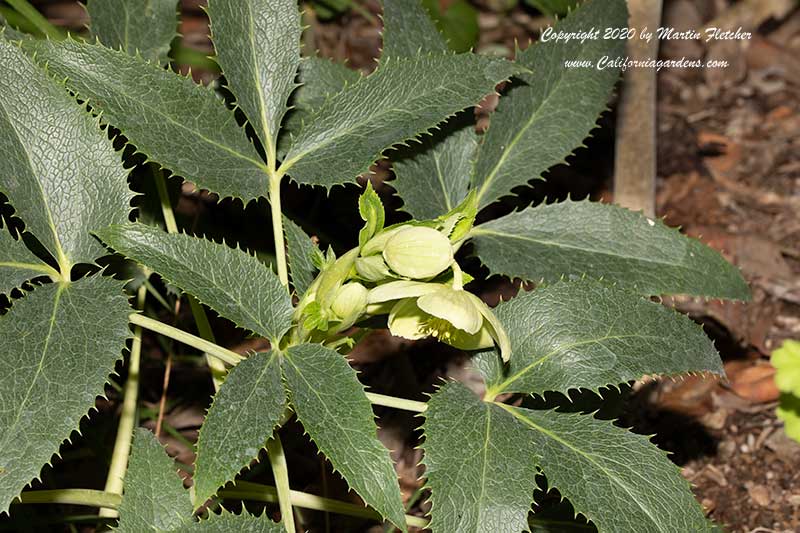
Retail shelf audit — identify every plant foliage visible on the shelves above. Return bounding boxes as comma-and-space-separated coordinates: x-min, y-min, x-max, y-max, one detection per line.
0, 0, 751, 531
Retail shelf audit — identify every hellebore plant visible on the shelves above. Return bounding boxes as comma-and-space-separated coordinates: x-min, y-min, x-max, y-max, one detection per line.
0, 0, 749, 532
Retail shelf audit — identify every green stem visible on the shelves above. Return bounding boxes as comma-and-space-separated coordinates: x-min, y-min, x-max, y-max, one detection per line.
5, 0, 62, 39
269, 172, 289, 288
99, 285, 147, 518
152, 165, 225, 391
128, 314, 428, 413
17, 485, 429, 529
221, 481, 429, 529
365, 392, 427, 413
266, 435, 296, 533
16, 489, 121, 509
129, 313, 242, 366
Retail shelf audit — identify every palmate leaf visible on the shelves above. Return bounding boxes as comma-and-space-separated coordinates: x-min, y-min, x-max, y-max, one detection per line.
24, 39, 268, 202
87, 0, 179, 64
0, 224, 53, 295
471, 199, 750, 299
381, 0, 447, 58
0, 276, 131, 514
281, 53, 523, 188
0, 38, 131, 271
207, 0, 301, 161
96, 223, 292, 343
116, 428, 193, 533
500, 405, 713, 533
121, 429, 283, 532
471, 0, 627, 208
476, 279, 722, 398
194, 352, 286, 506
282, 343, 406, 531
284, 216, 319, 296
422, 382, 539, 533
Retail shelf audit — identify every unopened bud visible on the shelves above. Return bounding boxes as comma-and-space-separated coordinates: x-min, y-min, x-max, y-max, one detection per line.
383, 227, 453, 279
331, 282, 368, 323
356, 255, 392, 282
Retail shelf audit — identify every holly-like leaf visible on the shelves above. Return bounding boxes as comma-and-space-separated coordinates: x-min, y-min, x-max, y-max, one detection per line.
207, 0, 301, 161
281, 53, 523, 188
393, 113, 477, 219
24, 39, 268, 202
471, 199, 750, 299
500, 405, 713, 533
471, 0, 627, 208
478, 280, 723, 398
0, 276, 132, 514
381, 0, 446, 58
0, 38, 131, 271
116, 428, 193, 533
0, 20, 27, 41
96, 223, 293, 342
284, 216, 319, 296
87, 0, 179, 64
178, 512, 283, 532
281, 343, 406, 531
0, 225, 53, 295
422, 382, 540, 533
420, 0, 479, 53
194, 352, 286, 506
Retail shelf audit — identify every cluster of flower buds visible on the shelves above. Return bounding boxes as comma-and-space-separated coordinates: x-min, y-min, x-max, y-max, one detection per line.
292, 185, 510, 362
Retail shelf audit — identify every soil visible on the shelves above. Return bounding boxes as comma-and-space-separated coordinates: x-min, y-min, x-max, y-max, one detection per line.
5, 1, 799, 532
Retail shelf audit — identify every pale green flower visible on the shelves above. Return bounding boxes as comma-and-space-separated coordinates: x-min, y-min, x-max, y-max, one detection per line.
382, 226, 453, 279
331, 282, 368, 329
377, 282, 511, 361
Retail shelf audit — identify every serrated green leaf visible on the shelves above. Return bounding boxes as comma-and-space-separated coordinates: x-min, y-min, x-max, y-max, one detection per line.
500, 405, 713, 533
282, 53, 523, 188
281, 343, 406, 531
278, 57, 361, 157
177, 512, 283, 532
0, 276, 131, 514
358, 182, 385, 248
472, 0, 627, 208
284, 216, 318, 296
116, 428, 193, 533
422, 382, 540, 533
0, 225, 53, 295
393, 113, 477, 219
778, 393, 800, 442
87, 0, 179, 64
381, 0, 446, 58
194, 351, 286, 506
0, 38, 131, 271
96, 223, 292, 342
478, 280, 722, 398
0, 21, 27, 41
420, 0, 479, 53
207, 0, 301, 162
471, 199, 750, 299
24, 38, 268, 202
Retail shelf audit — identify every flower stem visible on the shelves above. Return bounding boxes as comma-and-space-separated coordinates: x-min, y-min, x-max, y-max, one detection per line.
16, 489, 121, 509
365, 392, 427, 413
98, 285, 146, 518
266, 435, 296, 532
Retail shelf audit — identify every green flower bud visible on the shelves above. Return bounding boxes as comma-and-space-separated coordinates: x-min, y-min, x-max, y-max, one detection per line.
355, 255, 393, 282
361, 226, 406, 256
331, 282, 368, 329
382, 227, 453, 279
